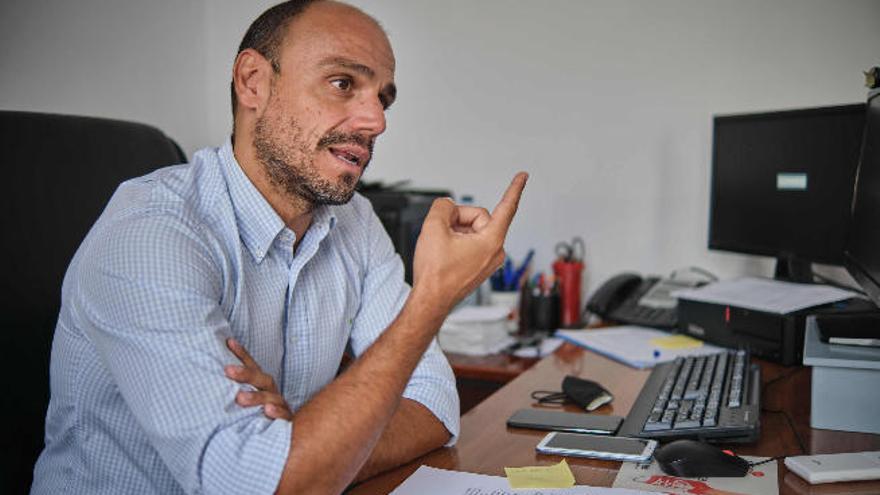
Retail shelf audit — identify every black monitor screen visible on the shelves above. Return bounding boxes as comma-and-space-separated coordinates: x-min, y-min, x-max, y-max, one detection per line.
709, 104, 865, 268
845, 90, 880, 305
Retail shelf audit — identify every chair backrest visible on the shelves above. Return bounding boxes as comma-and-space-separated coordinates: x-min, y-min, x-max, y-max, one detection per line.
0, 111, 186, 493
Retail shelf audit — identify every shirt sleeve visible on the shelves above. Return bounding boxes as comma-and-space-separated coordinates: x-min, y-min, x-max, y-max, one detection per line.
345, 202, 461, 445
72, 210, 290, 495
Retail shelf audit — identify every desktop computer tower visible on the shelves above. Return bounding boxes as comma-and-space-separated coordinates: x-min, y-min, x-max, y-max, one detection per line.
677, 299, 808, 365
677, 297, 874, 366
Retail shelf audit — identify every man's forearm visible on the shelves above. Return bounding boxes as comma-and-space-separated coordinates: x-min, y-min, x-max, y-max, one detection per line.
355, 398, 451, 482
276, 287, 450, 495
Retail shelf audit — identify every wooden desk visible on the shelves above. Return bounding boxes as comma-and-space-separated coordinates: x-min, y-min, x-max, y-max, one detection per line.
445, 351, 540, 413
351, 343, 880, 494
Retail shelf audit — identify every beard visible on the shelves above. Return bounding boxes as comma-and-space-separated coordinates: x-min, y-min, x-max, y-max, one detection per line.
253, 106, 373, 208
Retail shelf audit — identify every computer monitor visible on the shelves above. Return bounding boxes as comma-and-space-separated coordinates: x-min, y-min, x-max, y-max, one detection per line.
814, 89, 880, 340
844, 89, 880, 306
709, 104, 866, 282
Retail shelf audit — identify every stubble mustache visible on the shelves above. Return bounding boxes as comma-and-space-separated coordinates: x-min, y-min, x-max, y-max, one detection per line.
317, 131, 375, 170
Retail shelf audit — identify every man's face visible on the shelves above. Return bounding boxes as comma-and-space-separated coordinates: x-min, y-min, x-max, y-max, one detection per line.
253, 2, 396, 206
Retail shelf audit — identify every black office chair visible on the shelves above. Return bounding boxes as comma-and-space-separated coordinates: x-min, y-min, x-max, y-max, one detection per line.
0, 111, 186, 493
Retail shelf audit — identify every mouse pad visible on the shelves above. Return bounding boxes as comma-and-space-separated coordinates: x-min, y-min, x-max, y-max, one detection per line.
612, 456, 778, 495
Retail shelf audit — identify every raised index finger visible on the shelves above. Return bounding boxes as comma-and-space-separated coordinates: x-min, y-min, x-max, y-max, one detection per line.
489, 172, 528, 235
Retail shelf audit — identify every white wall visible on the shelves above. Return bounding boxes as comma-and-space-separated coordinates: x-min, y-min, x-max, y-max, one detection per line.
0, 0, 210, 155
2, 0, 878, 295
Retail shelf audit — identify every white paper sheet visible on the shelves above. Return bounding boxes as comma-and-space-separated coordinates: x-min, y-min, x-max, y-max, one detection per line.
673, 277, 859, 314
390, 465, 656, 495
513, 336, 566, 358
445, 305, 512, 323
557, 327, 722, 369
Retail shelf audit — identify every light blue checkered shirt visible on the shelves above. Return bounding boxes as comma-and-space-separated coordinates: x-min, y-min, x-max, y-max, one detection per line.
31, 140, 459, 494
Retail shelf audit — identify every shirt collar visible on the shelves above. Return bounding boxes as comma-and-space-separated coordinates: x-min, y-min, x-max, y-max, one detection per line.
218, 139, 337, 263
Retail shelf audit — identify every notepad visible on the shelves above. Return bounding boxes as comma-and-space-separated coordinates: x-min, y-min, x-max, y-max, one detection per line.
650, 334, 703, 350
505, 460, 575, 489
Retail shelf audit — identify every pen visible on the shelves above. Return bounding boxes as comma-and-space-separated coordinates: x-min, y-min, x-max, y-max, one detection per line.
502, 258, 514, 290
511, 249, 535, 289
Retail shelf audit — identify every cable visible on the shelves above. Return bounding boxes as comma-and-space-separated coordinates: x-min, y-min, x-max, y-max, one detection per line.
761, 407, 807, 454
762, 367, 803, 390
669, 266, 719, 283
749, 455, 787, 467
759, 366, 808, 456
530, 390, 566, 406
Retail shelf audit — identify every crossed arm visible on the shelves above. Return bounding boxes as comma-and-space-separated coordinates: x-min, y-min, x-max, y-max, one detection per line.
225, 338, 450, 483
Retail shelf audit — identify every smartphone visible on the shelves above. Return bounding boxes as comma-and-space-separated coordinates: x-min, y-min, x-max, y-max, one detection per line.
536, 432, 657, 462
507, 409, 622, 435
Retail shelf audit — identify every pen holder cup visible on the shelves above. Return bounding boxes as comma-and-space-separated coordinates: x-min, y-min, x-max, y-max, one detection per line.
518, 289, 560, 337
490, 290, 519, 312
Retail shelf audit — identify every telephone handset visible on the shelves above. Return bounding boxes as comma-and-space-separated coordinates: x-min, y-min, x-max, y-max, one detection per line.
585, 273, 643, 316
585, 272, 708, 329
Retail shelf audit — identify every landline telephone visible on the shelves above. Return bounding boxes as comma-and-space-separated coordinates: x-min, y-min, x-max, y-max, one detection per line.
585, 270, 712, 329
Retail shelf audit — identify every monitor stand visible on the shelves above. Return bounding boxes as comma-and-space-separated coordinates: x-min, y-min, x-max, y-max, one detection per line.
774, 255, 813, 283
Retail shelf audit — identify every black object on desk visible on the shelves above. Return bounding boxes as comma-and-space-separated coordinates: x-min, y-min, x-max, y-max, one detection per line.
654, 439, 751, 478
518, 278, 560, 335
507, 409, 622, 435
815, 298, 880, 347
586, 273, 694, 329
618, 350, 761, 443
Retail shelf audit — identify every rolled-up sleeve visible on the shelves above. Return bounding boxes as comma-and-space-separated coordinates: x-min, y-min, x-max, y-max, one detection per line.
74, 211, 290, 494
346, 206, 460, 445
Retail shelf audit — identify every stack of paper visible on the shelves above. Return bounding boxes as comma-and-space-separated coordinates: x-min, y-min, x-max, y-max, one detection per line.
437, 305, 515, 356
673, 277, 859, 314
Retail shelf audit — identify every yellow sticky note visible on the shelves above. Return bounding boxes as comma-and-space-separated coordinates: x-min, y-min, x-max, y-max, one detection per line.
504, 459, 575, 489
650, 334, 703, 350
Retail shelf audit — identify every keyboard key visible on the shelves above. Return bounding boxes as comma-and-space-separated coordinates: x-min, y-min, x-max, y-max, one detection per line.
644, 420, 672, 431
674, 417, 702, 429
645, 407, 676, 431
652, 399, 667, 414
703, 411, 717, 427
671, 359, 692, 400
684, 356, 705, 398
727, 350, 746, 408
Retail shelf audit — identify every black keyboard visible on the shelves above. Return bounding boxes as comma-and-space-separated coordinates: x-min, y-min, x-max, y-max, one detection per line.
618, 350, 761, 442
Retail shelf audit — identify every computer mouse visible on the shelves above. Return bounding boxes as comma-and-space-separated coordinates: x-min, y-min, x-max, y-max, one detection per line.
653, 439, 751, 478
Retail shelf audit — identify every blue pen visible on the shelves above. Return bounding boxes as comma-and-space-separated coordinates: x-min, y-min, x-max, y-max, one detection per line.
493, 267, 508, 290
502, 258, 514, 290
511, 249, 535, 290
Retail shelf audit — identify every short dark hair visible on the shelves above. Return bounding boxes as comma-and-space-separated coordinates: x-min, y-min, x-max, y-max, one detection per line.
230, 0, 321, 121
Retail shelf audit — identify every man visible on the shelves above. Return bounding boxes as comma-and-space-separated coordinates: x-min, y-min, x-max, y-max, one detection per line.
32, 1, 527, 494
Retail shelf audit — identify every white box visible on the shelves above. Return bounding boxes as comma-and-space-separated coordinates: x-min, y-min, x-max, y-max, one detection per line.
803, 316, 880, 434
